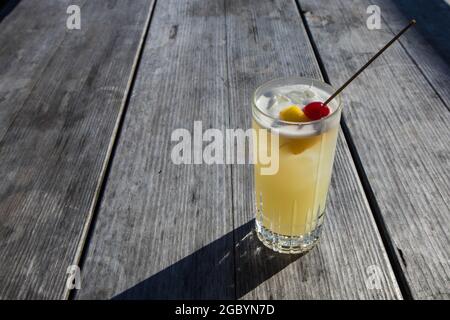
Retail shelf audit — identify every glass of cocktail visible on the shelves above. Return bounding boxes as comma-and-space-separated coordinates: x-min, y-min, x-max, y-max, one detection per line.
252, 77, 342, 254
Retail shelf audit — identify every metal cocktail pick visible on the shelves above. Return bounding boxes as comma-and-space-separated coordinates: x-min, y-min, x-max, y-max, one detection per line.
323, 20, 416, 106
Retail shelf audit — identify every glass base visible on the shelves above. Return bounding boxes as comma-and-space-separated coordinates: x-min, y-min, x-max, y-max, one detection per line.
255, 220, 322, 254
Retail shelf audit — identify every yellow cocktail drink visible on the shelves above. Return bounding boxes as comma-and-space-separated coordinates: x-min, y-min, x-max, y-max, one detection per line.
252, 77, 342, 253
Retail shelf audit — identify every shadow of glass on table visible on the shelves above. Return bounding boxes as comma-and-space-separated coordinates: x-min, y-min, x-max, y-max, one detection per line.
112, 220, 303, 300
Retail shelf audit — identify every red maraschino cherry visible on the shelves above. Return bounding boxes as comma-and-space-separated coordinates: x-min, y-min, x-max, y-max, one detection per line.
303, 102, 330, 121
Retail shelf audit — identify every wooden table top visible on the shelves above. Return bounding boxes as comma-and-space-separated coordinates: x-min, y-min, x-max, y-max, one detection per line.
0, 0, 448, 300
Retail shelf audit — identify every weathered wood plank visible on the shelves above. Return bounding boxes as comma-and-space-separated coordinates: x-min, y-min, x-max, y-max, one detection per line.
0, 0, 154, 299
373, 0, 450, 107
300, 0, 450, 299
0, 0, 79, 141
75, 0, 235, 299
77, 0, 401, 299
226, 0, 401, 299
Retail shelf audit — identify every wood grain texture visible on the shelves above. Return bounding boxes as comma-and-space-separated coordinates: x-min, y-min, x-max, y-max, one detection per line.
0, 0, 84, 141
372, 0, 450, 107
226, 0, 401, 299
299, 0, 450, 299
0, 0, 154, 299
75, 0, 235, 299
77, 0, 401, 299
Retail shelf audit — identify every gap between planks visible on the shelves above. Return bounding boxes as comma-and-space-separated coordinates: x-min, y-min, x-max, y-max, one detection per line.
295, 0, 413, 299
67, 0, 158, 300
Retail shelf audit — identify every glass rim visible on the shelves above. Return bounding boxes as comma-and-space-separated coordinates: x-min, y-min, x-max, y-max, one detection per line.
252, 76, 343, 125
